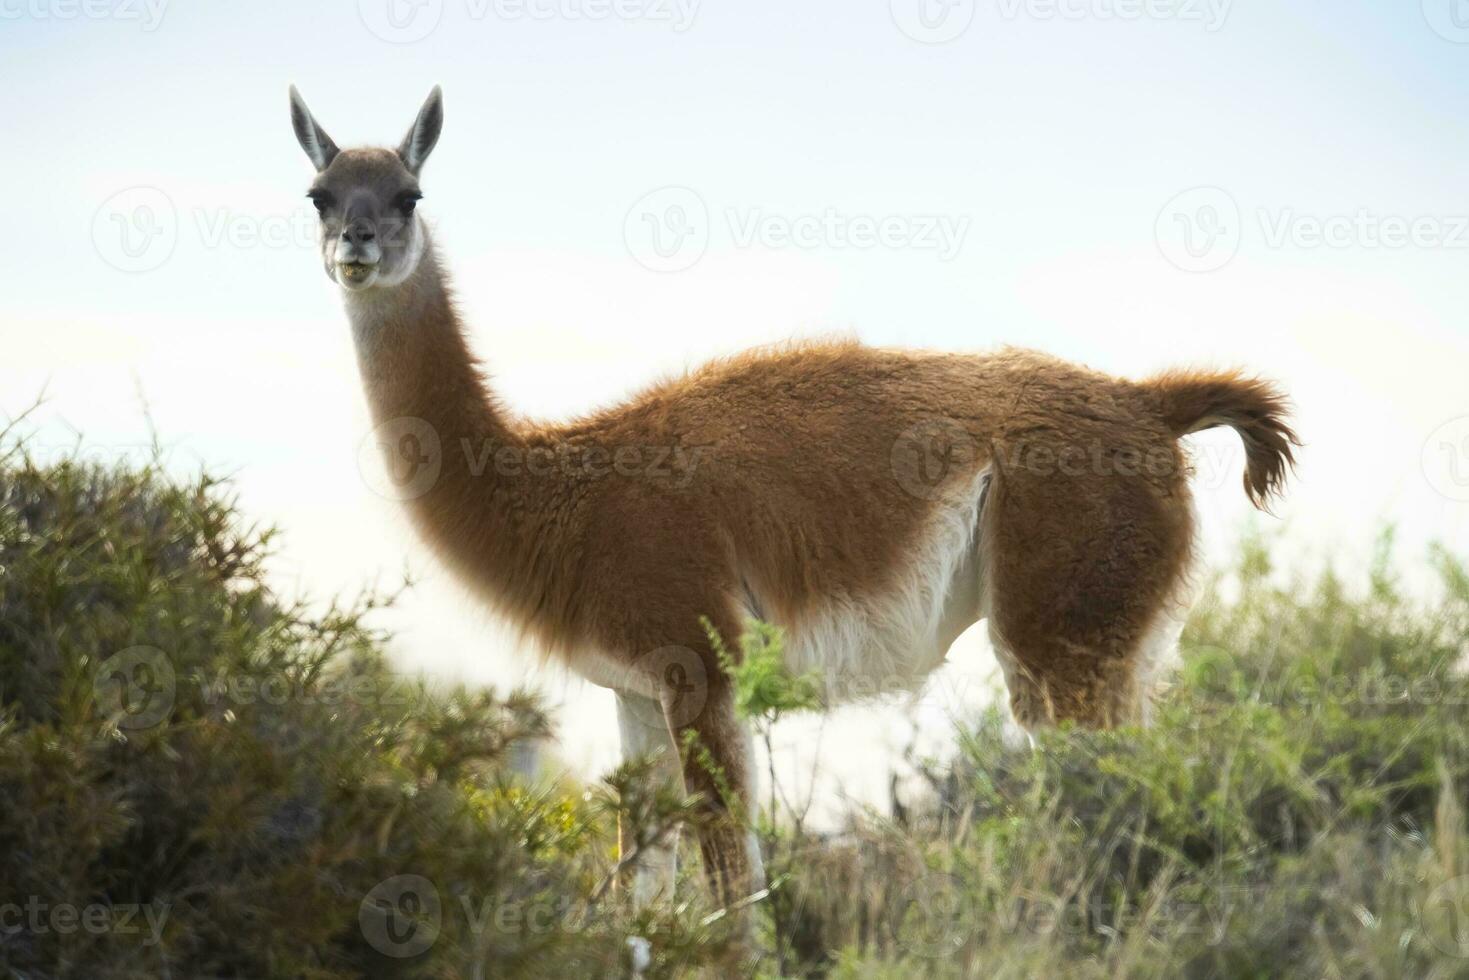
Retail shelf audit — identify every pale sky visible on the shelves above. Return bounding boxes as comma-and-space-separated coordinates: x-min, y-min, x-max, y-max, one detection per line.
4, 0, 1468, 818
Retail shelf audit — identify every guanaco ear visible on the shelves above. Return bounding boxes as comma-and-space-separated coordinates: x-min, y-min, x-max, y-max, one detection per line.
397, 85, 443, 175
289, 85, 339, 172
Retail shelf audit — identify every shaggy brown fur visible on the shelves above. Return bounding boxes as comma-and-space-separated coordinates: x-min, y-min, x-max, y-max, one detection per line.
344, 242, 1297, 902
292, 88, 1299, 912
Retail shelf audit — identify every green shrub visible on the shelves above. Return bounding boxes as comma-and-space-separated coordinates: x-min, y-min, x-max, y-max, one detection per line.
7, 435, 1469, 979
0, 444, 733, 979
765, 532, 1469, 978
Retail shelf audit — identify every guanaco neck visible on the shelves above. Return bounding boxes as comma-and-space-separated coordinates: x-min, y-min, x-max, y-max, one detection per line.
342, 228, 580, 633
343, 229, 509, 446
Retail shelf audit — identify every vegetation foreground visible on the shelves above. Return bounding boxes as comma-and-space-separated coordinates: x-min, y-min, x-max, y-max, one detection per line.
2, 441, 1468, 978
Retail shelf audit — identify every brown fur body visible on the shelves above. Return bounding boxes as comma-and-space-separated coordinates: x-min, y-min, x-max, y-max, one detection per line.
346, 240, 1296, 904
289, 88, 1297, 911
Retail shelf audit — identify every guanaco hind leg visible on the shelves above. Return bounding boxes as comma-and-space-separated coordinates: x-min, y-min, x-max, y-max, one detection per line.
982, 436, 1195, 730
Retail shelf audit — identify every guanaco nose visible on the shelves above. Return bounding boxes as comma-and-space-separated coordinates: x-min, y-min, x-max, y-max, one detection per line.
343, 219, 376, 245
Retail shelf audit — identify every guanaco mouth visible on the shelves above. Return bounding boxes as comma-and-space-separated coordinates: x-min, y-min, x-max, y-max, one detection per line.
338, 261, 375, 283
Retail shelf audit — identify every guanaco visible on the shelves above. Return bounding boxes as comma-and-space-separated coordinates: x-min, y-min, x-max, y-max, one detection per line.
289, 84, 1297, 910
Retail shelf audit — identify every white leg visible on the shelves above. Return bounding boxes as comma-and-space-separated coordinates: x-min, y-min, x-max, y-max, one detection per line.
740, 724, 767, 893
616, 689, 682, 905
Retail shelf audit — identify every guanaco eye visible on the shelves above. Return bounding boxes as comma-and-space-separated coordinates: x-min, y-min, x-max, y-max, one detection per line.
396, 191, 422, 215
307, 191, 333, 215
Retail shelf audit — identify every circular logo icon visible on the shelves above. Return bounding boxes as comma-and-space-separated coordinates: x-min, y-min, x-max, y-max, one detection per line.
1155, 186, 1241, 273
1423, 417, 1469, 503
890, 0, 975, 43
358, 0, 444, 42
358, 417, 442, 502
624, 187, 710, 273
360, 874, 442, 958
892, 872, 969, 957
1180, 644, 1240, 732
92, 186, 178, 274
93, 646, 176, 731
891, 417, 980, 500
1420, 875, 1469, 957
1423, 0, 1469, 43
621, 645, 709, 731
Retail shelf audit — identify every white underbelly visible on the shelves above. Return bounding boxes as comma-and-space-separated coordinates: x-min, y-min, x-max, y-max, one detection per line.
570, 469, 990, 708
777, 470, 989, 705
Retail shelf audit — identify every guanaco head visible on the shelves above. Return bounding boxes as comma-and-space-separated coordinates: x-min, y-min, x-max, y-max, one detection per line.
288, 85, 442, 291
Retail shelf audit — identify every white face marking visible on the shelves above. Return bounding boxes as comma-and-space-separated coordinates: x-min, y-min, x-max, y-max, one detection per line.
363, 216, 426, 288
329, 215, 427, 300
332, 235, 384, 271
